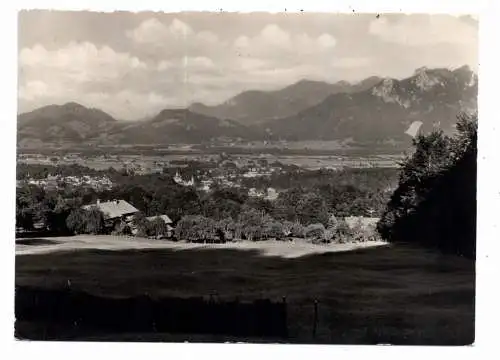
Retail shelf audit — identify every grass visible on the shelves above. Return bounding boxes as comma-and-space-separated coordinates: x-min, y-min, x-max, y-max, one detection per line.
15, 243, 475, 344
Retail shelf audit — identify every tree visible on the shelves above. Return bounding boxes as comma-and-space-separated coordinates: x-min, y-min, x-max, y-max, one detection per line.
66, 208, 88, 235
238, 206, 266, 241
281, 220, 294, 238
175, 215, 216, 242
333, 219, 354, 244
216, 217, 235, 240
327, 214, 338, 231
149, 216, 168, 238
304, 223, 326, 243
290, 222, 305, 238
377, 113, 477, 258
16, 207, 34, 231
66, 207, 104, 235
296, 192, 329, 226
262, 219, 283, 240
132, 212, 149, 237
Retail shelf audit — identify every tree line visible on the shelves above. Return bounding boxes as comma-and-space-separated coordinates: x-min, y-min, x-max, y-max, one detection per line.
16, 165, 391, 242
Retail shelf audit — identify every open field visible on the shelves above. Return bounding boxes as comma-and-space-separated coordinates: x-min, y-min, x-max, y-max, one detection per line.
18, 154, 402, 171
15, 241, 475, 344
15, 235, 387, 257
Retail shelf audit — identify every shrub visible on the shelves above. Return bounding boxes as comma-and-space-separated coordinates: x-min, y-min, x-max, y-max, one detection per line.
290, 222, 305, 238
327, 214, 338, 231
263, 220, 284, 240
112, 221, 132, 236
281, 220, 295, 239
333, 219, 353, 244
175, 215, 217, 242
304, 223, 326, 242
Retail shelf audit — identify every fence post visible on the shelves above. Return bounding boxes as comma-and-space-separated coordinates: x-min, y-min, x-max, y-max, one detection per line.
312, 299, 318, 340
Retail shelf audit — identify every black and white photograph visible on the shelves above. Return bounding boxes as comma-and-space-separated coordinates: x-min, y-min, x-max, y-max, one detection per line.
13, 9, 479, 345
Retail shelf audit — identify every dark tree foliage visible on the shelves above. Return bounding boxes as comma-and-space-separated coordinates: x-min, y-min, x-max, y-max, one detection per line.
377, 114, 477, 258
66, 207, 105, 235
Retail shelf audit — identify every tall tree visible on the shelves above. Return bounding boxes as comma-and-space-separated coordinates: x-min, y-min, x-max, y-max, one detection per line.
377, 113, 477, 258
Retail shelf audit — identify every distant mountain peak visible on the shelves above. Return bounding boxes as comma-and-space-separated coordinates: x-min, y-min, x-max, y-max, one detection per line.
62, 101, 86, 108
371, 78, 410, 107
453, 65, 472, 74
413, 68, 445, 91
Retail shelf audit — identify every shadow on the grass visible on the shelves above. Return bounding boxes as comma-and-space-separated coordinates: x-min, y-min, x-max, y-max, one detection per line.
16, 238, 60, 246
15, 243, 475, 344
15, 285, 287, 341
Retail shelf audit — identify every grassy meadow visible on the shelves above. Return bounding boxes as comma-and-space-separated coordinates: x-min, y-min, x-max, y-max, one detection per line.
15, 243, 474, 344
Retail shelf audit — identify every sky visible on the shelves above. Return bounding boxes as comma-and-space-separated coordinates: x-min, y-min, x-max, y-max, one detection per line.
18, 11, 478, 120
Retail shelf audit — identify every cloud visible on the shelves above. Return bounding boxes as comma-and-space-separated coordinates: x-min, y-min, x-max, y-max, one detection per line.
157, 60, 173, 71
259, 24, 292, 48
187, 56, 215, 69
233, 24, 337, 58
332, 57, 371, 69
18, 41, 158, 119
18, 80, 49, 101
369, 15, 477, 47
127, 18, 220, 51
317, 34, 337, 49
20, 42, 147, 83
126, 18, 194, 44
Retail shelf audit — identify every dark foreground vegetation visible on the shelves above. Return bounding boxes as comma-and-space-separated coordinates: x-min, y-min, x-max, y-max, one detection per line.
16, 286, 287, 340
15, 244, 474, 344
378, 113, 477, 258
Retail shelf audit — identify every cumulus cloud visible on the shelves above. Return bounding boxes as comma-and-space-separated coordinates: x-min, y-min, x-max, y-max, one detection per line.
127, 17, 220, 52
20, 42, 147, 82
126, 18, 194, 44
369, 15, 477, 47
233, 24, 337, 58
18, 41, 159, 119
18, 80, 50, 101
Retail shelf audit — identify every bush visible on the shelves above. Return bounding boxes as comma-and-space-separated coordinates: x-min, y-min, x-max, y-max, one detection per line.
281, 220, 295, 239
175, 215, 217, 242
290, 222, 305, 238
333, 219, 353, 244
112, 221, 132, 236
263, 221, 284, 240
304, 223, 326, 242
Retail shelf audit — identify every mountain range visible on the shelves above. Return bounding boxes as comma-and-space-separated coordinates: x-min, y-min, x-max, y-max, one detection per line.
17, 66, 477, 149
189, 76, 383, 125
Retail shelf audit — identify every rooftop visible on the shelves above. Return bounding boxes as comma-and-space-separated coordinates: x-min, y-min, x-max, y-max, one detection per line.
83, 199, 139, 220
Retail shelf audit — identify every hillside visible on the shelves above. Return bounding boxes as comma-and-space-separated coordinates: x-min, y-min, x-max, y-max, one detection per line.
17, 102, 118, 147
103, 108, 262, 145
189, 77, 382, 125
259, 66, 477, 143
